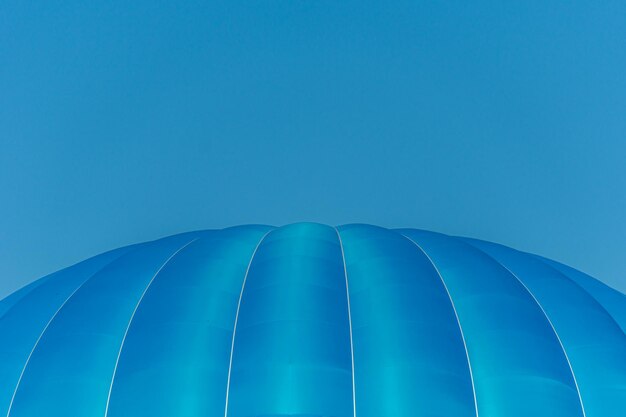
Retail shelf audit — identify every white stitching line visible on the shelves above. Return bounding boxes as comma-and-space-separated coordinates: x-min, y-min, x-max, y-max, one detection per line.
466, 243, 587, 417
103, 237, 200, 417
334, 227, 357, 417
532, 254, 626, 337
401, 234, 479, 417
5, 246, 137, 417
6, 283, 88, 417
223, 230, 272, 417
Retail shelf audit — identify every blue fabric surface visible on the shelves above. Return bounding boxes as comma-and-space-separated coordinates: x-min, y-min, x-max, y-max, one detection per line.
0, 223, 624, 417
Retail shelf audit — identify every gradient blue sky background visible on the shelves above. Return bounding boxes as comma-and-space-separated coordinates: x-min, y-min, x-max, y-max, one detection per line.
1, 1, 625, 298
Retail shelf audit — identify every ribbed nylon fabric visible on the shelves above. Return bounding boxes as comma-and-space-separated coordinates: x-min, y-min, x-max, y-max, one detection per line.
0, 224, 623, 417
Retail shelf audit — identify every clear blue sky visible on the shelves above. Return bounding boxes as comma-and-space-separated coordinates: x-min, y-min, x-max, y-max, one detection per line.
1, 1, 625, 298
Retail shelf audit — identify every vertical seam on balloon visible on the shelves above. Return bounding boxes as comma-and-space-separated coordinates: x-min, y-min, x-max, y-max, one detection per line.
464, 243, 587, 417
540, 255, 626, 320
223, 230, 272, 417
103, 237, 200, 417
334, 227, 357, 417
401, 234, 479, 417
532, 254, 626, 337
5, 245, 141, 417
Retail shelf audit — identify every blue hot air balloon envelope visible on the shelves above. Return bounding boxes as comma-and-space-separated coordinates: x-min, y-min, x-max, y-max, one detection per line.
0, 223, 624, 417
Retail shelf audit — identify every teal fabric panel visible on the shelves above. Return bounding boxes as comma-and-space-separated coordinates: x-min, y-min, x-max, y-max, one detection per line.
8, 233, 202, 417
464, 238, 626, 417
339, 224, 475, 417
226, 223, 354, 417
105, 226, 270, 417
399, 229, 584, 417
